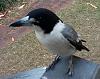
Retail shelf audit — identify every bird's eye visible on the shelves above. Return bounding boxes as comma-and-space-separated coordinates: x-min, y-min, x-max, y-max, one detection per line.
33, 20, 39, 25
29, 18, 37, 23
38, 17, 42, 20
35, 20, 39, 23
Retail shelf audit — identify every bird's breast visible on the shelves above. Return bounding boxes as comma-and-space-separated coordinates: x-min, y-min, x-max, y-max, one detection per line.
35, 31, 76, 57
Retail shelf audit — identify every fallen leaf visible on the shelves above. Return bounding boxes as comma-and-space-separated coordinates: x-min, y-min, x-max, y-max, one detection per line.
0, 14, 4, 17
8, 10, 11, 13
18, 4, 25, 9
0, 14, 4, 19
11, 37, 15, 42
87, 3, 97, 9
0, 11, 8, 19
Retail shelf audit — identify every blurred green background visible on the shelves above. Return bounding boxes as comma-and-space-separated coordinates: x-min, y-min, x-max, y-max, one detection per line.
0, 0, 24, 12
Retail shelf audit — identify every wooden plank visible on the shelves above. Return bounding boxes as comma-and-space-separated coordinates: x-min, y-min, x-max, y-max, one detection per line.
1, 56, 100, 79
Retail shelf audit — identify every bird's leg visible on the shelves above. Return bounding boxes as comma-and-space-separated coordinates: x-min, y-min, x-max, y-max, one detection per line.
66, 55, 73, 76
46, 55, 61, 72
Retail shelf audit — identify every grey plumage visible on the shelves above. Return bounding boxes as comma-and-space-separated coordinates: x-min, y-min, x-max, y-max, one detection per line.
62, 24, 89, 51
9, 8, 90, 75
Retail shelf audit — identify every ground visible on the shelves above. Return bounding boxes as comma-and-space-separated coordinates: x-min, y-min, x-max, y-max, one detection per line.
0, 0, 100, 76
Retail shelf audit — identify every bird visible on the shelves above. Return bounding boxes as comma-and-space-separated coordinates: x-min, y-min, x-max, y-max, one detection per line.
9, 8, 89, 76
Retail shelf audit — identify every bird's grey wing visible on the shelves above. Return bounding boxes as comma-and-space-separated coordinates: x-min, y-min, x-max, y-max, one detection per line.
61, 24, 89, 51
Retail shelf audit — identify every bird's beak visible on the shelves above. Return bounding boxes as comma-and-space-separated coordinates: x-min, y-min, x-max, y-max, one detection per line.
9, 16, 32, 27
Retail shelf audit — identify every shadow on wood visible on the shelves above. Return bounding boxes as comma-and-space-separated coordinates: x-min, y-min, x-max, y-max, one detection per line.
0, 56, 100, 79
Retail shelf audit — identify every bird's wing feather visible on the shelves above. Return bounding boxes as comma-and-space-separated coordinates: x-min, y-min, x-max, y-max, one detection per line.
61, 24, 89, 51
61, 24, 78, 43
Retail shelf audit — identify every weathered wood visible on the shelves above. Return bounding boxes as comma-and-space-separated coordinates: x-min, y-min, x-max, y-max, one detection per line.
0, 56, 100, 79
42, 56, 100, 79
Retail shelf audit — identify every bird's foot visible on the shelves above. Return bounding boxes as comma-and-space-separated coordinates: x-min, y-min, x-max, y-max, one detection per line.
46, 56, 61, 72
67, 62, 73, 76
66, 56, 73, 76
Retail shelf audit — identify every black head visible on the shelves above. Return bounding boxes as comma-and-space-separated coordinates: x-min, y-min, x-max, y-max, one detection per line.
9, 8, 61, 33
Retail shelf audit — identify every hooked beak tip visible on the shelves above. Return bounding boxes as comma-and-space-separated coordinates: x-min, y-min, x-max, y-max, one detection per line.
9, 20, 22, 27
9, 16, 31, 27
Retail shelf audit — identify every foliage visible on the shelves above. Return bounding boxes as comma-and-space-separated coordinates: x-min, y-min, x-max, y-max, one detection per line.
0, 0, 23, 12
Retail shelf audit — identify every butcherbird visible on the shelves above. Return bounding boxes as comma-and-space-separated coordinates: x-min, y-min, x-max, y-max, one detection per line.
9, 8, 89, 76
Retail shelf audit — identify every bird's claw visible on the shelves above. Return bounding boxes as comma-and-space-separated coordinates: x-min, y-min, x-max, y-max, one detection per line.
46, 56, 61, 72
66, 56, 73, 76
66, 63, 73, 76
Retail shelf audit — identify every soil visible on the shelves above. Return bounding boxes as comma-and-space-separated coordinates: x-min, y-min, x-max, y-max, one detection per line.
0, 0, 72, 48
0, 0, 73, 76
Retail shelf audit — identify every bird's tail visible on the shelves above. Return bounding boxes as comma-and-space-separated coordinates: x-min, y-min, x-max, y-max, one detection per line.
79, 40, 90, 51
81, 44, 90, 51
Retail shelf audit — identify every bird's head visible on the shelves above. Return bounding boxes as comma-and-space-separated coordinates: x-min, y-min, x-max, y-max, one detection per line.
9, 8, 61, 33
